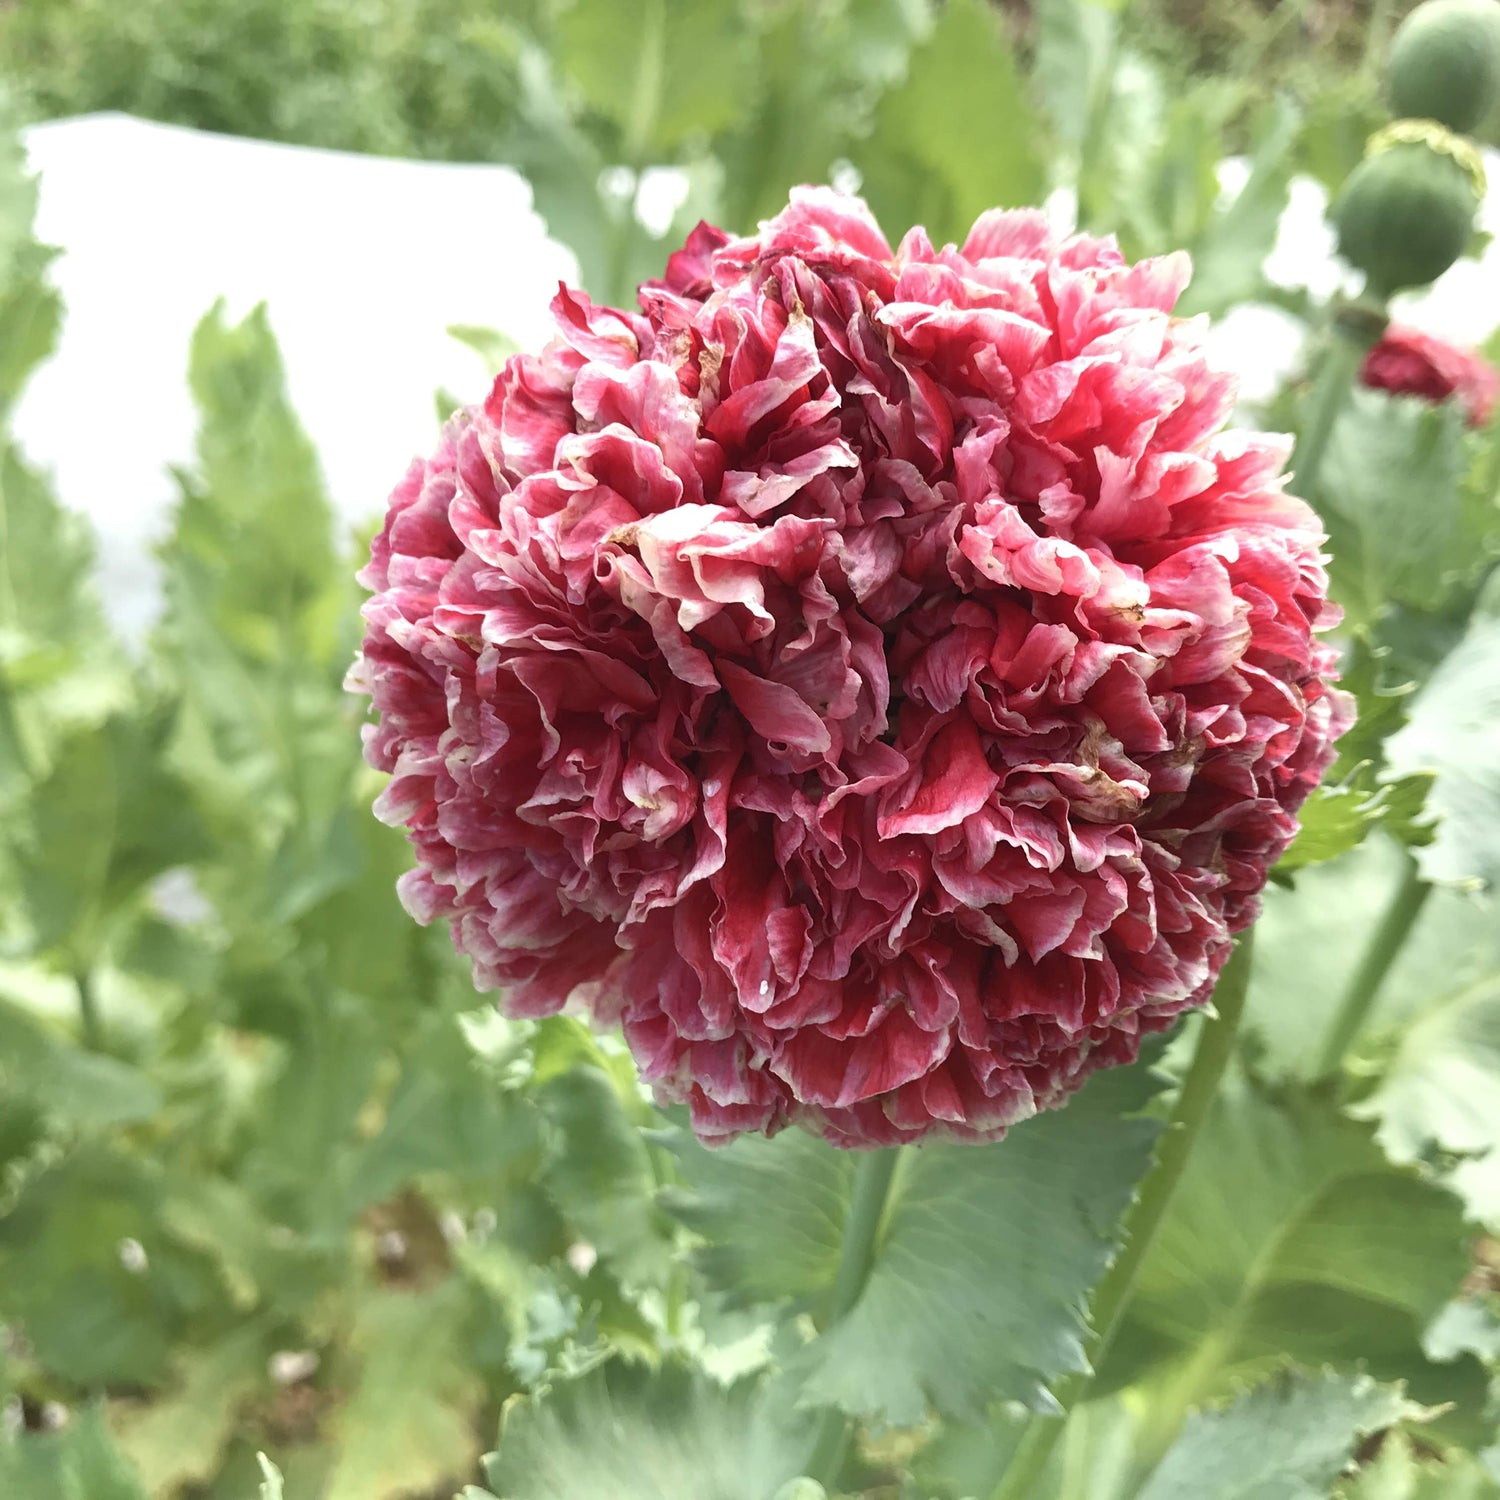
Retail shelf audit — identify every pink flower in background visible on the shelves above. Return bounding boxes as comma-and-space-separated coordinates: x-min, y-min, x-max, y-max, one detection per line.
1360, 324, 1499, 427
351, 187, 1348, 1147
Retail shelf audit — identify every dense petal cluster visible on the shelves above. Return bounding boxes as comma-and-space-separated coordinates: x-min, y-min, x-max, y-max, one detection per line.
352, 188, 1348, 1147
1360, 323, 1499, 427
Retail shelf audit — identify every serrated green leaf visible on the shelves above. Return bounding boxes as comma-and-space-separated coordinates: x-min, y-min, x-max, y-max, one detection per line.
669, 1058, 1164, 1425
1317, 391, 1469, 627
341, 1012, 541, 1218
1383, 612, 1500, 893
535, 1062, 675, 1289
157, 300, 354, 852
1102, 1071, 1475, 1455
173, 301, 338, 639
1338, 1429, 1500, 1498
856, 0, 1044, 245
665, 1125, 850, 1311
479, 1360, 816, 1500
1351, 972, 1500, 1225
0, 243, 62, 418
1247, 835, 1500, 1082
113, 1324, 270, 1496
0, 106, 41, 287
0, 1405, 150, 1500
0, 443, 102, 686
1278, 779, 1385, 874
321, 1283, 484, 1500
1136, 1369, 1421, 1500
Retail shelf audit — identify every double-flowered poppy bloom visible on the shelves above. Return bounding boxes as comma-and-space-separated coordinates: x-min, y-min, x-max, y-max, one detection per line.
351, 188, 1348, 1147
1360, 322, 1499, 428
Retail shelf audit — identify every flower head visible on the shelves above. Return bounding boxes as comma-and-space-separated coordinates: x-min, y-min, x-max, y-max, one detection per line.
352, 188, 1348, 1147
1360, 323, 1499, 427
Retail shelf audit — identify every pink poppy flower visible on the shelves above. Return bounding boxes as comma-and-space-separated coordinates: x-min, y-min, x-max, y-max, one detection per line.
351, 188, 1349, 1146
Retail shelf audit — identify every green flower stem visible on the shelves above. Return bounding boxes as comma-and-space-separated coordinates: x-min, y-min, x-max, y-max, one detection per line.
602, 0, 665, 307
1315, 850, 1431, 1077
989, 934, 1256, 1500
76, 969, 102, 1050
1291, 309, 1385, 501
805, 1146, 904, 1485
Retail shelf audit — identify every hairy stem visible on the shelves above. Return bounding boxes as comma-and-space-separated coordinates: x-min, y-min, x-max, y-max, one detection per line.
1315, 850, 1430, 1077
805, 1146, 904, 1484
989, 935, 1256, 1500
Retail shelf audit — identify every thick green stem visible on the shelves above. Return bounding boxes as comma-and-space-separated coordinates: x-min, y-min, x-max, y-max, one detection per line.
76, 969, 102, 1050
1292, 301, 1388, 501
805, 1147, 903, 1485
1315, 851, 1430, 1077
989, 935, 1256, 1500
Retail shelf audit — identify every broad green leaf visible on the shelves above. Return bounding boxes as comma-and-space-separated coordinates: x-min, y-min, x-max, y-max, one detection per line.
1317, 391, 1470, 627
13, 726, 117, 956
478, 1360, 816, 1500
0, 242, 62, 417
157, 300, 359, 898
534, 1060, 675, 1289
241, 994, 386, 1231
669, 1058, 1165, 1425
1031, 0, 1120, 163
0, 444, 102, 690
1178, 98, 1301, 318
911, 1392, 1140, 1500
321, 1283, 484, 1500
1246, 835, 1500, 1082
0, 106, 40, 287
1351, 972, 1500, 1225
555, 0, 752, 154
0, 994, 161, 1128
0, 1406, 149, 1500
14, 711, 206, 962
856, 0, 1044, 245
1101, 1070, 1476, 1453
664, 1126, 850, 1311
172, 302, 338, 647
341, 1012, 541, 1218
0, 1148, 221, 1387
1383, 612, 1500, 893
1136, 1370, 1421, 1500
113, 1324, 270, 1495
1331, 632, 1420, 780
502, 42, 615, 299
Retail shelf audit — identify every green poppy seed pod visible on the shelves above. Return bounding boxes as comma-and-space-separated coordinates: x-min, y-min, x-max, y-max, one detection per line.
1388, 0, 1500, 135
1332, 125, 1485, 297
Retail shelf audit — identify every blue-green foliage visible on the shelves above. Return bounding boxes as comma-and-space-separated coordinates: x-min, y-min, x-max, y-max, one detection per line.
2, 5, 1500, 1496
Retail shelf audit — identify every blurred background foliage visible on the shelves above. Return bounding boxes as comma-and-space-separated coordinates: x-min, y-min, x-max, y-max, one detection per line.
2, 1, 1500, 1498
0, 0, 1434, 306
